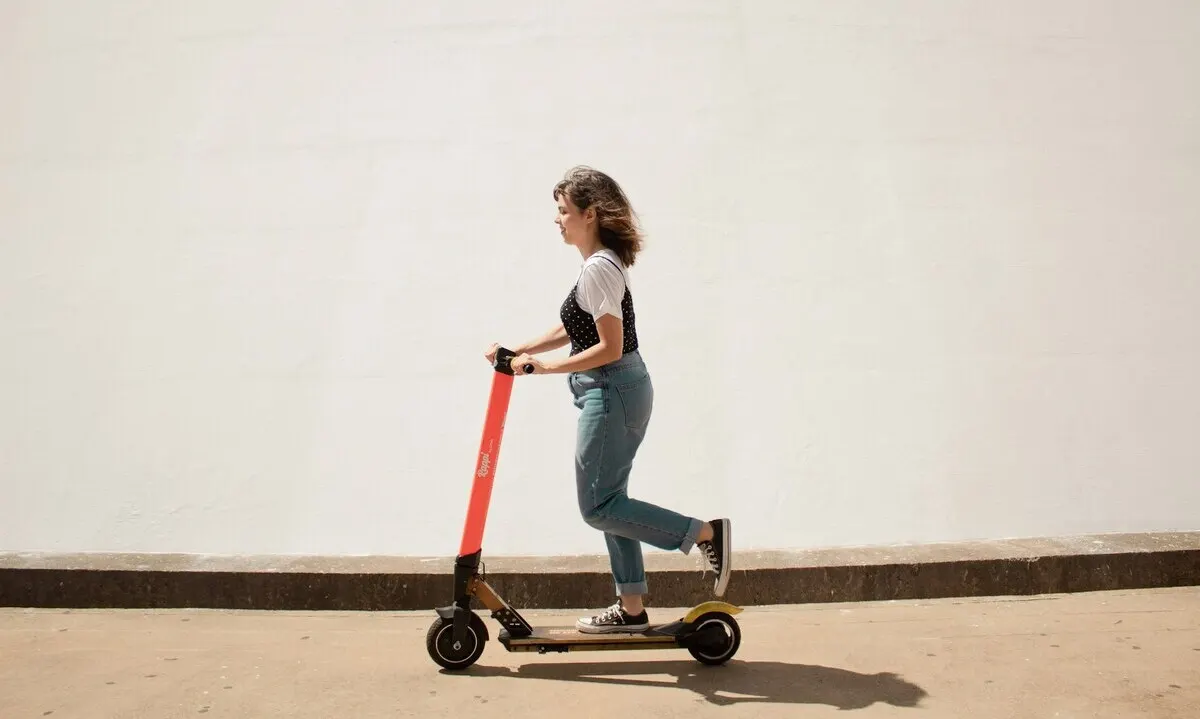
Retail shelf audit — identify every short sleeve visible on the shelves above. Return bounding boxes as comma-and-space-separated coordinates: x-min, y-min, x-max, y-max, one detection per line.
575, 256, 626, 321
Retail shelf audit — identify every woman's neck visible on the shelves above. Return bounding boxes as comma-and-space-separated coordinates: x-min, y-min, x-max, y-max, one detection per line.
577, 235, 604, 260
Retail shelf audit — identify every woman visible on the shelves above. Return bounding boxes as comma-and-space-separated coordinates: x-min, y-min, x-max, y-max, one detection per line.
484, 165, 732, 634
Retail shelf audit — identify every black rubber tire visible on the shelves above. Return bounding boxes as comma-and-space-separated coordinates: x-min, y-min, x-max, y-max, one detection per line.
686, 612, 742, 666
426, 613, 487, 671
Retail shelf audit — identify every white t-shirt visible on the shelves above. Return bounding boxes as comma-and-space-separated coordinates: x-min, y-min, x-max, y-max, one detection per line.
575, 248, 629, 321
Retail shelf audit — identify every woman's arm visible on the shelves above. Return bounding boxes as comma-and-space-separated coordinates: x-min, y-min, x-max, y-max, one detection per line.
510, 260, 627, 375
535, 314, 623, 374
514, 322, 570, 355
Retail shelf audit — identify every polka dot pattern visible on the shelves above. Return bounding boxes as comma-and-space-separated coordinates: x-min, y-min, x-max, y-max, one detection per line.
560, 277, 639, 357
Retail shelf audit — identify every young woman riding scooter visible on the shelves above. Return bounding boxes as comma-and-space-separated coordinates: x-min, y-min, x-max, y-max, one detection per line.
485, 165, 732, 634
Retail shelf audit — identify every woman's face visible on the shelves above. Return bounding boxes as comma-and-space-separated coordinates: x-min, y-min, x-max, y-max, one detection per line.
555, 192, 591, 246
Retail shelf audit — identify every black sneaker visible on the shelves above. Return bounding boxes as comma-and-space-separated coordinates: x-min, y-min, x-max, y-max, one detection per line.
575, 602, 650, 634
698, 518, 732, 596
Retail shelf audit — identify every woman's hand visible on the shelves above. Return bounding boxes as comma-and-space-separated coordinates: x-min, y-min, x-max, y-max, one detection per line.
484, 342, 500, 365
511, 352, 548, 375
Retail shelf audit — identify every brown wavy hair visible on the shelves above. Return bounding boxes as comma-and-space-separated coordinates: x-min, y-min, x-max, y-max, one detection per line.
553, 166, 644, 266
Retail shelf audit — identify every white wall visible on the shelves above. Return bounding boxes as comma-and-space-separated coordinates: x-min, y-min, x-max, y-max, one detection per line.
3, 1, 1198, 558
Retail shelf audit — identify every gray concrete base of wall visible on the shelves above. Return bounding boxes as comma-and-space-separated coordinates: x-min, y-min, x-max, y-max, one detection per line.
2, 532, 1197, 611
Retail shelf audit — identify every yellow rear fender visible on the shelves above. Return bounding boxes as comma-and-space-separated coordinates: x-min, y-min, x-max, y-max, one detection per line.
684, 601, 743, 624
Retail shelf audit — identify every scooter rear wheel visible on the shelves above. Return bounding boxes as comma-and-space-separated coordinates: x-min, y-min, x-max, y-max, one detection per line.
686, 612, 742, 666
426, 612, 488, 670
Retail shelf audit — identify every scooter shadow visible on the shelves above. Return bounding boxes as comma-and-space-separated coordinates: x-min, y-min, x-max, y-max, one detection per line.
450, 659, 929, 709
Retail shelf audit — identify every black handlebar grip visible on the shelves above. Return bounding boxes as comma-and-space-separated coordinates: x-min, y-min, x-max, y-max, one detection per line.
493, 346, 536, 376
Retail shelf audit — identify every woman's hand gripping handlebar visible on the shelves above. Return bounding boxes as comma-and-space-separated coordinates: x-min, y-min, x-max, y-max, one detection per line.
485, 344, 536, 376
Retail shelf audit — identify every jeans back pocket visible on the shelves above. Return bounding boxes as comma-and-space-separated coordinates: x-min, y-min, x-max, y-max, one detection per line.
614, 373, 653, 431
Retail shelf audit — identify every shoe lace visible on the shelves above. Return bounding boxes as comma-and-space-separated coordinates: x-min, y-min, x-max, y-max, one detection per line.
697, 540, 719, 576
596, 602, 623, 623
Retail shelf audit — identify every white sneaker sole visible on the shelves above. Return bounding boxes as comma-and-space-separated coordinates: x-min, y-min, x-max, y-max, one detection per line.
714, 520, 732, 597
575, 623, 650, 634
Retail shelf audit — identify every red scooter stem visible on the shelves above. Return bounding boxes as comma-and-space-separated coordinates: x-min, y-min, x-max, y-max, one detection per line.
458, 366, 516, 557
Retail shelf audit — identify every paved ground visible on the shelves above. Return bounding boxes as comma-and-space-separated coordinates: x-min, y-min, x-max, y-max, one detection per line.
1, 587, 1197, 718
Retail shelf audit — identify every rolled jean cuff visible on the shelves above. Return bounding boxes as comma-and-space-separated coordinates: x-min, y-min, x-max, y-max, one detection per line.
616, 580, 649, 596
677, 517, 705, 555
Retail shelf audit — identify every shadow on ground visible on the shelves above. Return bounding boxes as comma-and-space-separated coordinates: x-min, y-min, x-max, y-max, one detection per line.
450, 659, 929, 709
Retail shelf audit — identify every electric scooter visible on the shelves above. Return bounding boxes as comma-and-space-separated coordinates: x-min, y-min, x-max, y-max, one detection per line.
425, 346, 743, 671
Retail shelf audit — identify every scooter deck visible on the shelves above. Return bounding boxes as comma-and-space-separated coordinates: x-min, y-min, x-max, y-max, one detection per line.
495, 602, 742, 654
498, 624, 681, 652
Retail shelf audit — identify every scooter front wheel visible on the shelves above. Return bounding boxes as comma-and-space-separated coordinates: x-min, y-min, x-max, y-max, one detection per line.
426, 613, 488, 670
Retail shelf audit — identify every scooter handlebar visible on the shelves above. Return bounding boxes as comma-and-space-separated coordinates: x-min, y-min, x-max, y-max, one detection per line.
493, 346, 535, 376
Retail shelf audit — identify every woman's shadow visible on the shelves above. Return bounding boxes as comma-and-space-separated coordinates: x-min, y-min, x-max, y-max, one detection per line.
454, 659, 928, 710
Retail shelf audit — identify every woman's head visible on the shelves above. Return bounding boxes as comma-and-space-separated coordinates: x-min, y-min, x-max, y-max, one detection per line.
553, 165, 643, 266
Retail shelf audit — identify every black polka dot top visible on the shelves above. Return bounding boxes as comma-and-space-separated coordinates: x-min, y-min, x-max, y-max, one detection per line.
560, 253, 639, 356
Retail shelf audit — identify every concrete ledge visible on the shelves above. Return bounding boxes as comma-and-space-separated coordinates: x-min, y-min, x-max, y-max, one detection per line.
1, 532, 1197, 611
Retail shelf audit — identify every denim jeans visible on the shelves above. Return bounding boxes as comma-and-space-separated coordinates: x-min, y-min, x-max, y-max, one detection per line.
568, 350, 704, 596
